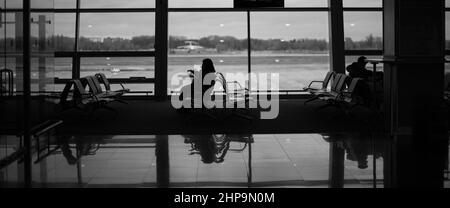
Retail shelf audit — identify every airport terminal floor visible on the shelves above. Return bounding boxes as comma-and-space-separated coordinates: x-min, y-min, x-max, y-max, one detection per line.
1, 133, 447, 188
1, 98, 449, 188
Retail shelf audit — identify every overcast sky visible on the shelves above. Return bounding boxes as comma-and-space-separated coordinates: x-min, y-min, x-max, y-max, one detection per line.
4, 0, 384, 41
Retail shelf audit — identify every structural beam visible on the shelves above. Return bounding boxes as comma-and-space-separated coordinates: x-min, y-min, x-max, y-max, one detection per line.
328, 0, 346, 73
383, 0, 448, 188
155, 0, 168, 100
22, 0, 32, 188
156, 135, 169, 188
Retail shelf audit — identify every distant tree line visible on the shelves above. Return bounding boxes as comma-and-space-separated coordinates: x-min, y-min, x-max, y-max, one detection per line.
345, 34, 382, 50
0, 34, 383, 52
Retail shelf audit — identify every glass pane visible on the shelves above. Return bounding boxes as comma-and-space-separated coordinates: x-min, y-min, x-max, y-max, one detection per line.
80, 57, 154, 92
30, 11, 56, 92
1, 12, 23, 92
344, 12, 383, 50
285, 0, 328, 7
251, 12, 330, 91
81, 0, 155, 8
345, 56, 383, 72
55, 0, 77, 8
54, 13, 76, 51
168, 12, 248, 93
31, 0, 54, 8
169, 0, 233, 8
79, 13, 155, 51
2, 0, 22, 9
344, 0, 382, 8
55, 57, 73, 79
1, 13, 21, 77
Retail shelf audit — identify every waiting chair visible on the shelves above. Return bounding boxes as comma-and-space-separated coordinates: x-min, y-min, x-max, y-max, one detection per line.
0, 69, 13, 98
304, 73, 346, 105
67, 78, 117, 113
95, 73, 130, 97
316, 77, 366, 113
182, 72, 254, 123
215, 72, 254, 121
86, 76, 127, 104
304, 71, 335, 93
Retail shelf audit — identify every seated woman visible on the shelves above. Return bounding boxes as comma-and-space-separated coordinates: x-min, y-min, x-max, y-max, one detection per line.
179, 58, 217, 110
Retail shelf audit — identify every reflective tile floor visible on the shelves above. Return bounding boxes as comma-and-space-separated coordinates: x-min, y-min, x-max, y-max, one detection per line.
0, 134, 448, 188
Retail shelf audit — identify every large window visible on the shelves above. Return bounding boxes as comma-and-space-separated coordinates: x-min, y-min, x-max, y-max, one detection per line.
168, 1, 331, 93
48, 0, 385, 96
343, 0, 382, 8
80, 0, 155, 8
251, 12, 329, 90
54, 0, 156, 94
79, 13, 155, 51
168, 12, 248, 92
343, 0, 383, 72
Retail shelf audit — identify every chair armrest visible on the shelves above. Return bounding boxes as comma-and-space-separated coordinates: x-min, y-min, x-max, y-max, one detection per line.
306, 81, 324, 89
119, 83, 127, 91
81, 92, 99, 102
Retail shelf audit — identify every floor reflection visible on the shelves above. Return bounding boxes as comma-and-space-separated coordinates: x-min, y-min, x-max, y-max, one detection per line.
0, 134, 449, 188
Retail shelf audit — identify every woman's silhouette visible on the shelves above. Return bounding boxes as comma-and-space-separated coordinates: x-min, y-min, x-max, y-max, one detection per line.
179, 58, 217, 109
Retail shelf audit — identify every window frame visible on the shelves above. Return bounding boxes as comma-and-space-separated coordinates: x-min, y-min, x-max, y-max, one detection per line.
24, 1, 384, 97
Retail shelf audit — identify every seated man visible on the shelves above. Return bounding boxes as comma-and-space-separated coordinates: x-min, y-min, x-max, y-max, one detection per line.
347, 56, 384, 81
346, 56, 384, 105
346, 56, 373, 79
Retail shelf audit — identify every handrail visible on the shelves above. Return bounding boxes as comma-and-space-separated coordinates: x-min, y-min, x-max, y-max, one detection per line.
33, 120, 64, 137
17, 120, 63, 137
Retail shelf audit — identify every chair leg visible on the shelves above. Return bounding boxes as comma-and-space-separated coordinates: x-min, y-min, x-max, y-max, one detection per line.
101, 105, 118, 114
316, 102, 337, 112
113, 98, 128, 105
304, 96, 320, 106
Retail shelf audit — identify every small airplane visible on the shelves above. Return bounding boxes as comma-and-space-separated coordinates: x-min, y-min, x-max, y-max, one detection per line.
111, 68, 121, 74
176, 40, 204, 53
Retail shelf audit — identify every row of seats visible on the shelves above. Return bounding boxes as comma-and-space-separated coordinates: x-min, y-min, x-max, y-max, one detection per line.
304, 71, 367, 113
59, 73, 130, 113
